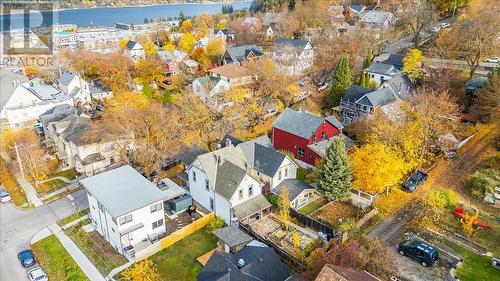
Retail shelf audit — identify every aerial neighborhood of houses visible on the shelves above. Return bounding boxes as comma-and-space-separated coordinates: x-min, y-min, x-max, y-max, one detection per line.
1, 1, 499, 281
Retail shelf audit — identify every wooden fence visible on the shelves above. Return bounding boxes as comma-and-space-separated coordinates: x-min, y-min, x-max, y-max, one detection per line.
135, 212, 214, 261
289, 208, 341, 240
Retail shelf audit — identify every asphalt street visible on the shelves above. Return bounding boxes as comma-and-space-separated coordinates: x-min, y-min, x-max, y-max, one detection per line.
0, 189, 88, 281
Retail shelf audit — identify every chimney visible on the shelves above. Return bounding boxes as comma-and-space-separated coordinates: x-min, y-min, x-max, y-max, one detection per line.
225, 138, 232, 147
237, 258, 245, 268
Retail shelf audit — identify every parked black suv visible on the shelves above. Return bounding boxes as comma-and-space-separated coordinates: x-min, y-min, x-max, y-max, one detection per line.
398, 240, 439, 267
402, 171, 428, 192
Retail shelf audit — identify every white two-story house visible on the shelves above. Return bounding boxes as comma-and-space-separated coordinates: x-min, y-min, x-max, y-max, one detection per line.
82, 165, 167, 255
124, 40, 145, 62
47, 113, 134, 175
271, 38, 314, 76
188, 145, 271, 225
57, 71, 92, 107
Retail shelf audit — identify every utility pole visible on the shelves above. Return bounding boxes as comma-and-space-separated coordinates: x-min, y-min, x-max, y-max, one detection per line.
13, 142, 25, 176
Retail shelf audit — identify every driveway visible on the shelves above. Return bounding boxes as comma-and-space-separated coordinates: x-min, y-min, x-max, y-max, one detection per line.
0, 189, 88, 281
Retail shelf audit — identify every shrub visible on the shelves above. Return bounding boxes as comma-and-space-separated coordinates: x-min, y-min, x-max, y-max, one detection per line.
428, 189, 458, 211
208, 216, 225, 231
464, 170, 498, 198
266, 193, 279, 206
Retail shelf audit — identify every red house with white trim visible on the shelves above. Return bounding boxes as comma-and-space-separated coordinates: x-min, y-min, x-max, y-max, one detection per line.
271, 108, 353, 166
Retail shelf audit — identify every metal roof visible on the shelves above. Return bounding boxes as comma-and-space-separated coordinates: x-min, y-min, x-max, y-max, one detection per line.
273, 108, 343, 139
80, 165, 167, 218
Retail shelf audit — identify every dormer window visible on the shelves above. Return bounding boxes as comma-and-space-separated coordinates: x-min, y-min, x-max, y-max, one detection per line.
321, 132, 326, 140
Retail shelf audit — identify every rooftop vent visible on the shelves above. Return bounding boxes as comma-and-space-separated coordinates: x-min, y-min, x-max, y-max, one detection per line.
237, 258, 245, 268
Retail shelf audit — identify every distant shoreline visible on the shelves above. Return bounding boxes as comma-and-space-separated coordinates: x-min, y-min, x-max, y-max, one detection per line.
1, 1, 250, 16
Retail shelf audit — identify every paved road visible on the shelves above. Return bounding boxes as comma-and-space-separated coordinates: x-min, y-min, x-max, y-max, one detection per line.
0, 189, 88, 281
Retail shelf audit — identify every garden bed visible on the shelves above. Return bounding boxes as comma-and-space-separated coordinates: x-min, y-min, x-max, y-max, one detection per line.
65, 220, 128, 275
31, 234, 88, 281
313, 201, 369, 228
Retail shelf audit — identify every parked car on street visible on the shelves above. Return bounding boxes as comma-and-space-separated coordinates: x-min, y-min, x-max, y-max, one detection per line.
440, 22, 451, 28
398, 240, 439, 267
27, 266, 48, 281
430, 26, 441, 32
18, 249, 36, 268
402, 171, 428, 192
0, 189, 12, 203
485, 57, 499, 63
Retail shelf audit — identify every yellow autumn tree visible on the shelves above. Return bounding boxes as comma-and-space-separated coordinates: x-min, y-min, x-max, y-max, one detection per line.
215, 22, 226, 30
350, 143, 406, 194
277, 187, 291, 230
143, 41, 157, 56
122, 259, 161, 281
163, 43, 175, 51
461, 208, 479, 237
206, 37, 226, 63
403, 48, 424, 80
181, 20, 193, 33
134, 57, 166, 85
178, 33, 196, 53
119, 38, 129, 49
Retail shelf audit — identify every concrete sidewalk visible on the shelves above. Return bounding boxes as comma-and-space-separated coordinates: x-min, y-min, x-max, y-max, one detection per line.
48, 224, 106, 281
1, 152, 43, 207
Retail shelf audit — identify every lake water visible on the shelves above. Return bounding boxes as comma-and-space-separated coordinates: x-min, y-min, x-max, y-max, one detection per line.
1, 2, 251, 30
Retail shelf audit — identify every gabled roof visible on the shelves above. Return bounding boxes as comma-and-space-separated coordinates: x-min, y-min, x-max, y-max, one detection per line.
248, 143, 287, 177
58, 71, 77, 86
0, 68, 29, 108
214, 161, 247, 200
315, 264, 380, 281
361, 11, 395, 24
60, 115, 92, 141
195, 146, 246, 190
358, 87, 396, 107
275, 38, 310, 51
220, 134, 243, 148
209, 64, 251, 78
364, 62, 400, 76
125, 40, 141, 50
380, 53, 405, 69
308, 134, 355, 158
40, 104, 76, 126
342, 85, 373, 103
272, 108, 343, 139
224, 45, 263, 64
382, 73, 415, 99
81, 165, 169, 218
176, 145, 209, 167
198, 246, 291, 281
273, 179, 314, 201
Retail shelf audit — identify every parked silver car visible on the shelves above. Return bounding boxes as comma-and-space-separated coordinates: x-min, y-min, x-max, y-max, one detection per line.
27, 266, 48, 281
0, 189, 12, 203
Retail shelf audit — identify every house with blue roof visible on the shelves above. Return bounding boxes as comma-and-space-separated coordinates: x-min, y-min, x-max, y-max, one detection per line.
341, 74, 415, 124
219, 45, 263, 65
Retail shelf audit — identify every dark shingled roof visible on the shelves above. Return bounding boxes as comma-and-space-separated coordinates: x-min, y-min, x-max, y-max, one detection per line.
223, 45, 263, 64
176, 145, 209, 167
214, 161, 247, 200
253, 143, 286, 177
342, 85, 373, 103
357, 87, 396, 107
40, 104, 76, 126
273, 108, 343, 139
213, 226, 252, 248
198, 246, 291, 281
273, 179, 314, 201
380, 53, 405, 70
364, 62, 399, 75
219, 134, 243, 148
275, 37, 309, 51
125, 40, 140, 50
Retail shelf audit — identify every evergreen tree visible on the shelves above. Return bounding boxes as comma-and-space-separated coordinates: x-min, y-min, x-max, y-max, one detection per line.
288, 0, 296, 10
359, 71, 366, 87
363, 48, 372, 69
178, 11, 185, 24
316, 138, 353, 201
329, 53, 353, 107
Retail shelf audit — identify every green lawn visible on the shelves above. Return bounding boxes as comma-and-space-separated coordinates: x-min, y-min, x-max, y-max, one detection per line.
299, 197, 327, 215
58, 208, 89, 227
37, 179, 66, 195
444, 240, 500, 281
147, 226, 218, 281
65, 220, 128, 275
53, 168, 80, 180
31, 234, 89, 281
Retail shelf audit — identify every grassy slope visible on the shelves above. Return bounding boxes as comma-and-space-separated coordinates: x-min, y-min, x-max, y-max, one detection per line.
444, 240, 500, 281
32, 235, 89, 281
